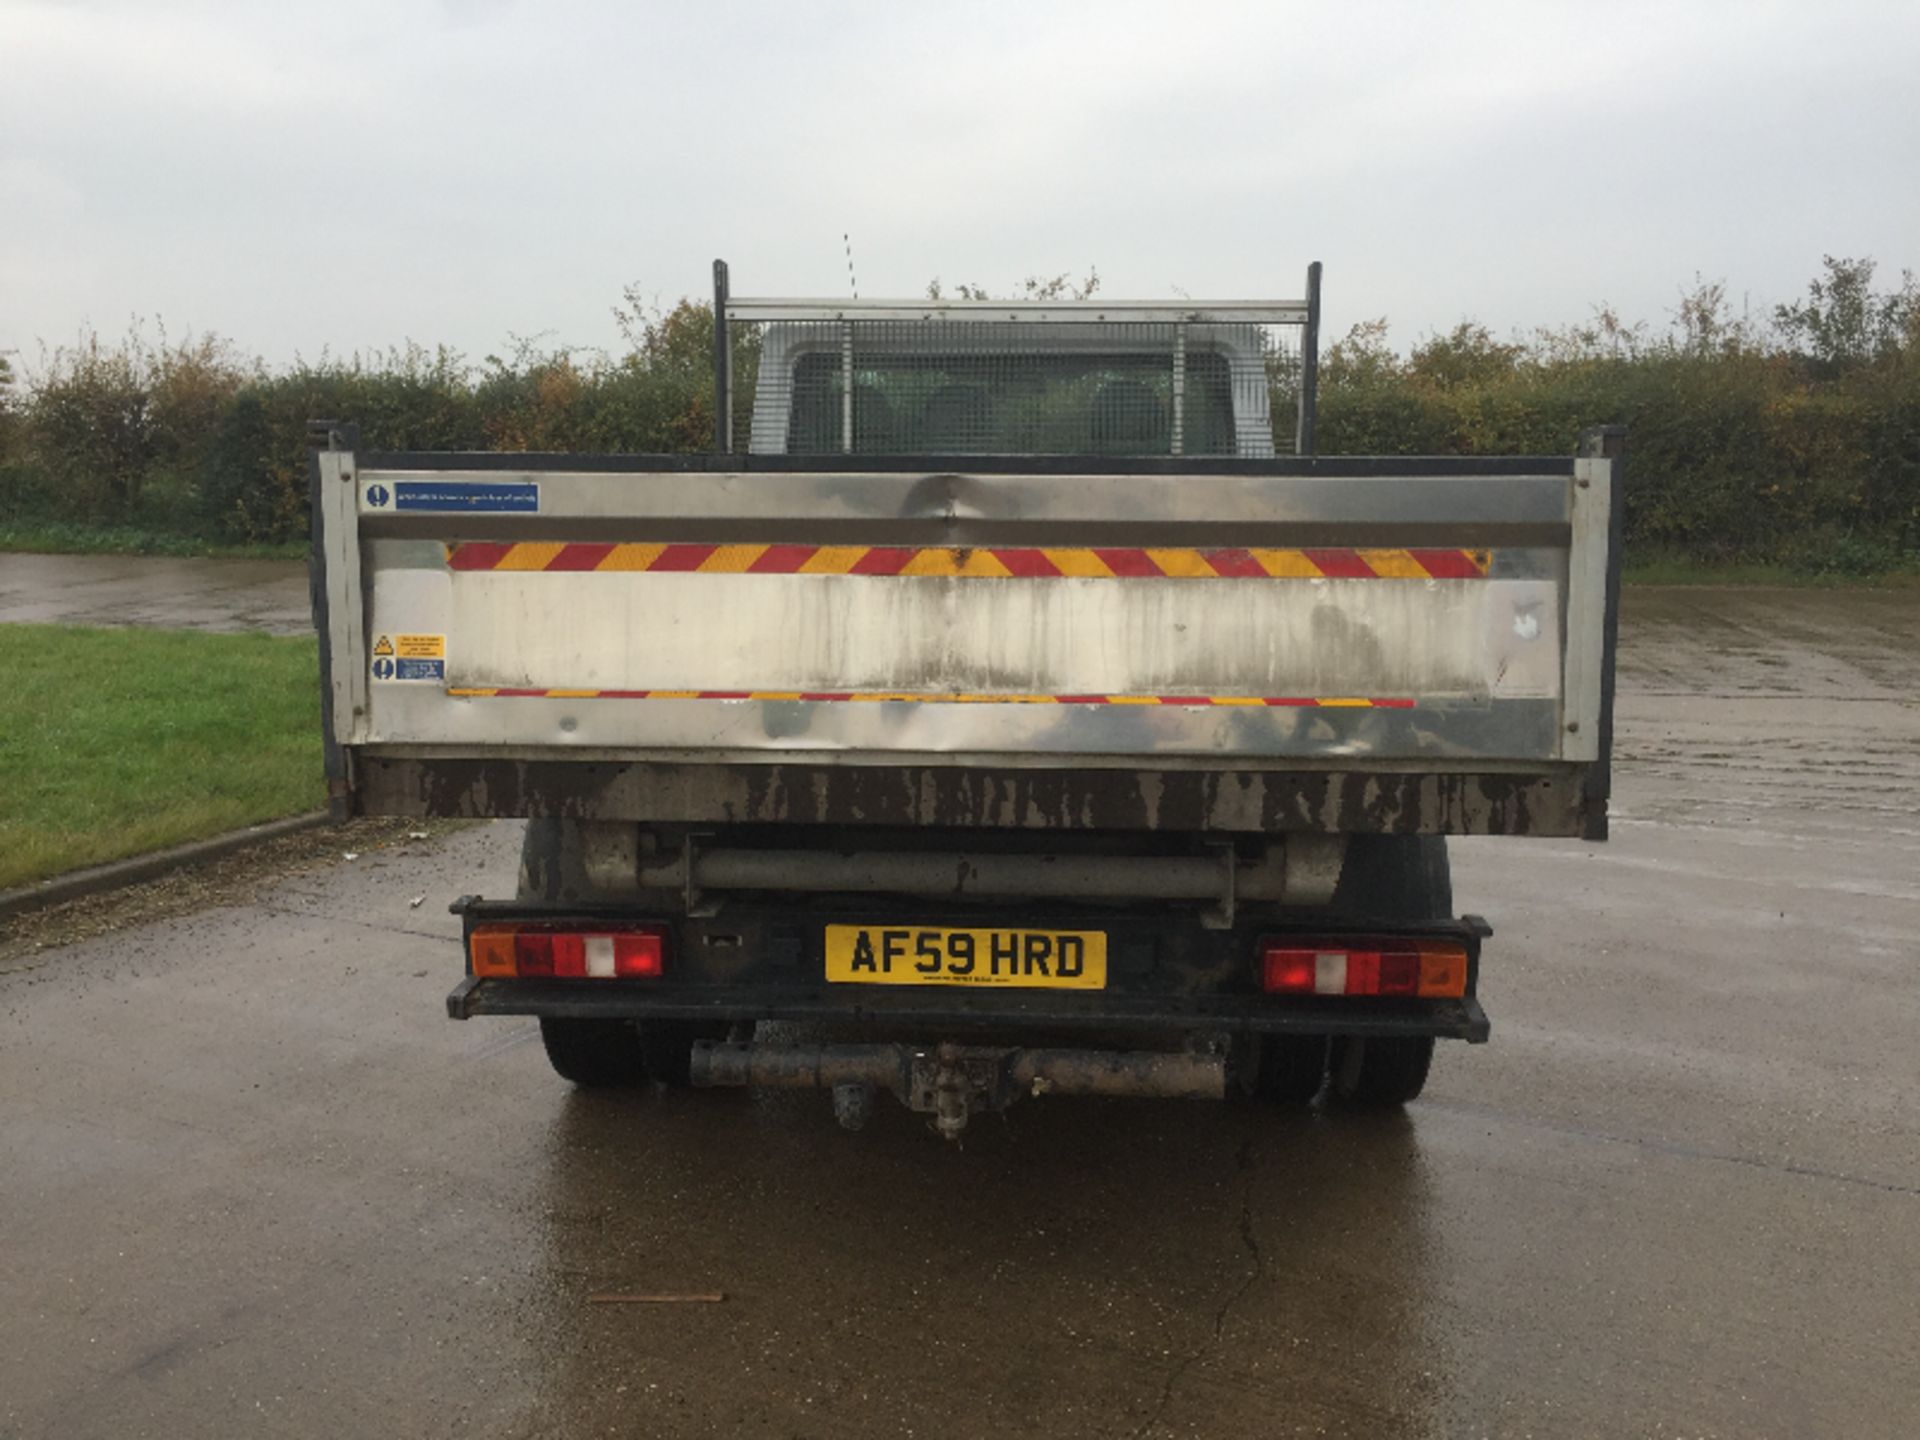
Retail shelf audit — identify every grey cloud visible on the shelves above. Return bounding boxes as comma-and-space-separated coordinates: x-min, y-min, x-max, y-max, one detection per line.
2, 0, 1915, 366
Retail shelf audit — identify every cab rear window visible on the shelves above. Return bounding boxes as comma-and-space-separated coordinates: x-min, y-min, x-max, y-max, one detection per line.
784, 350, 1239, 456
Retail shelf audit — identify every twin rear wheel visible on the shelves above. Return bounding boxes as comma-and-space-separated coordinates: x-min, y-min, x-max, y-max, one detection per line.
521, 823, 732, 1090
538, 1018, 726, 1089
1253, 833, 1449, 1111
1248, 1033, 1435, 1108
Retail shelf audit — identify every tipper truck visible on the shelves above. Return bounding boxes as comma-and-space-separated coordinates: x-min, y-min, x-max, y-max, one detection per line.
311, 261, 1621, 1137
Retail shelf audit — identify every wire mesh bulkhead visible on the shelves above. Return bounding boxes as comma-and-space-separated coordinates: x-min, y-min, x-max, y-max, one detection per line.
737, 318, 1303, 458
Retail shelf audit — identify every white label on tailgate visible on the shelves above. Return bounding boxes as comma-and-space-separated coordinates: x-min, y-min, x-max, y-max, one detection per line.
1486, 586, 1560, 699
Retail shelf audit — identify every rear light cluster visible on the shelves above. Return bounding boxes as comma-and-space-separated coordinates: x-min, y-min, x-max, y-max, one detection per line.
469, 926, 666, 980
1260, 939, 1467, 998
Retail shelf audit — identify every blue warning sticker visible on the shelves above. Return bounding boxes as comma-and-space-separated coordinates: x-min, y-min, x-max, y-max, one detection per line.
375, 480, 539, 513
371, 633, 446, 683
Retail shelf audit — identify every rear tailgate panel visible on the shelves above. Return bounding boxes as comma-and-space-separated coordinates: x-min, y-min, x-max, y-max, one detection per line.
316, 451, 1613, 835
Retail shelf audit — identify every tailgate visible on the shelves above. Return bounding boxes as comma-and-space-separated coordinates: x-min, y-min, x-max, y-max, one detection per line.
313, 444, 1618, 836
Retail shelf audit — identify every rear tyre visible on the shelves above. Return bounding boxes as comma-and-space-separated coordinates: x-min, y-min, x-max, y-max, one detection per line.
1330, 835, 1452, 922
540, 1017, 649, 1087
1255, 1034, 1331, 1104
1328, 1034, 1435, 1107
1325, 836, 1451, 1109
520, 822, 732, 1092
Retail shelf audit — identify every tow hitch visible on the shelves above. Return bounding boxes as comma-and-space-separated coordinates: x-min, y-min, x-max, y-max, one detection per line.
690, 1040, 1228, 1140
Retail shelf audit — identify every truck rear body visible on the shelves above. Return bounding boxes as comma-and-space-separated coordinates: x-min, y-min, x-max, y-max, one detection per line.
326, 452, 1610, 833
311, 270, 1620, 1130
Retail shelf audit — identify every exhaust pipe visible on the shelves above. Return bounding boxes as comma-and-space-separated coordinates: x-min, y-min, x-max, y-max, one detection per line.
691, 1039, 1227, 1139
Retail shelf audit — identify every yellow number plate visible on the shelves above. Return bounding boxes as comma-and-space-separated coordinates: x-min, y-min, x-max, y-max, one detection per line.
824, 925, 1107, 989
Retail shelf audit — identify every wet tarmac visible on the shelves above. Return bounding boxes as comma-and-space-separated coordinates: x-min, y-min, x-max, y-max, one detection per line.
0, 553, 311, 635
2, 587, 1917, 1438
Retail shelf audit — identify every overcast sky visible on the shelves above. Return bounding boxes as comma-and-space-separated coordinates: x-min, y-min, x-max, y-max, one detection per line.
4, 0, 1917, 368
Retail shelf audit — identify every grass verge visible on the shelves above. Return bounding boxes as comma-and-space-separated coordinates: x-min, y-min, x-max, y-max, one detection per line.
0, 625, 323, 889
0, 519, 307, 560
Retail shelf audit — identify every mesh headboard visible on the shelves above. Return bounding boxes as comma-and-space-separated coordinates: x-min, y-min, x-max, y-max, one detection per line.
715, 279, 1321, 459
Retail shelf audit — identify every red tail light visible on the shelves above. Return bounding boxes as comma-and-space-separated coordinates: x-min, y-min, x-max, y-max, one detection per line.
1264, 947, 1317, 994
514, 932, 556, 977
1260, 938, 1466, 998
470, 925, 668, 979
611, 934, 664, 977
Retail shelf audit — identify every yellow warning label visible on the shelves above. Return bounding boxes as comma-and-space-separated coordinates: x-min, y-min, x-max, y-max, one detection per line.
394, 634, 445, 660
372, 635, 395, 657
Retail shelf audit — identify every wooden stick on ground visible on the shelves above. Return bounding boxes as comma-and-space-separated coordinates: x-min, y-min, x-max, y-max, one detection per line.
587, 1292, 726, 1305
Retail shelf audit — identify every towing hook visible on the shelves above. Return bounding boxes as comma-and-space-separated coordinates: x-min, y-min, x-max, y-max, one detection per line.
932, 1042, 974, 1142
832, 1081, 874, 1132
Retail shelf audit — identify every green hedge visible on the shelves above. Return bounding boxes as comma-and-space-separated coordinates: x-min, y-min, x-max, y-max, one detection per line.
1316, 334, 1919, 568
4, 265, 1917, 568
0, 299, 725, 547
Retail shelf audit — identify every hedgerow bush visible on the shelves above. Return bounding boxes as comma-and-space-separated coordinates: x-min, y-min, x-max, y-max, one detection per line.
3, 260, 1917, 565
1316, 262, 1920, 563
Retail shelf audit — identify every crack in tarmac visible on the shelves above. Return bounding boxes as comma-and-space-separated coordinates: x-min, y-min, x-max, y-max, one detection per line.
252, 901, 458, 946
1127, 1138, 1265, 1438
1425, 1097, 1920, 1199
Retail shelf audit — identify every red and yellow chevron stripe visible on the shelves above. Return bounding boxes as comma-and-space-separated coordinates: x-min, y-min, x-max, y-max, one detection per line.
446, 689, 1417, 708
445, 542, 1490, 579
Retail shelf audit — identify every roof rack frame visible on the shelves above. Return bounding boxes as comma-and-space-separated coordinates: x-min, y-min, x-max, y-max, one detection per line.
711, 260, 1324, 456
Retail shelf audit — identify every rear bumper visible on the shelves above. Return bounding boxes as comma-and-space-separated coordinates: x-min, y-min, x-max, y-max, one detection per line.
446, 975, 1490, 1041
447, 896, 1492, 1042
